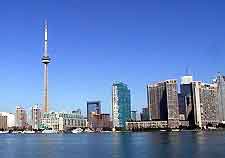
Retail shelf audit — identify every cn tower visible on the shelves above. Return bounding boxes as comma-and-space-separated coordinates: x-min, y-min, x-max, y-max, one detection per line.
41, 20, 51, 113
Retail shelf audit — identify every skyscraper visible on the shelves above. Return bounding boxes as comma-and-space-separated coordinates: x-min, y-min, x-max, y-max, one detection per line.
180, 75, 194, 123
131, 110, 137, 121
41, 20, 51, 113
140, 107, 149, 121
216, 73, 225, 123
0, 114, 7, 130
31, 105, 41, 130
192, 81, 218, 127
112, 82, 131, 128
87, 101, 101, 121
16, 106, 27, 128
147, 80, 180, 128
0, 112, 15, 128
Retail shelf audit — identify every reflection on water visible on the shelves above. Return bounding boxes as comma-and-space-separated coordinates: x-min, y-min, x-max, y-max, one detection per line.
0, 131, 224, 158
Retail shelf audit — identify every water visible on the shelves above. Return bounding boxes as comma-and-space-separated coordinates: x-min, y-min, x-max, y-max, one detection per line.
0, 131, 225, 158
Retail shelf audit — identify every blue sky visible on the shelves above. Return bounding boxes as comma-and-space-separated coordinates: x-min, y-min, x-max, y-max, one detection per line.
0, 0, 225, 115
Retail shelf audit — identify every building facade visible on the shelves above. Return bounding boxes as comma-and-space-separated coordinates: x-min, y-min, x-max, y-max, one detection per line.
41, 111, 87, 131
16, 106, 27, 129
31, 105, 41, 130
147, 80, 180, 128
192, 81, 218, 127
180, 79, 195, 124
0, 112, 15, 128
112, 82, 131, 128
131, 111, 137, 121
216, 74, 225, 123
0, 114, 7, 130
87, 101, 101, 121
140, 107, 149, 121
126, 121, 168, 130
89, 113, 112, 130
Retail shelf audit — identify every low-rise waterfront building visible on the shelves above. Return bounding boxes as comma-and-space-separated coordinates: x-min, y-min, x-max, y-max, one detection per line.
126, 121, 168, 130
41, 111, 87, 131
89, 112, 112, 130
126, 120, 189, 130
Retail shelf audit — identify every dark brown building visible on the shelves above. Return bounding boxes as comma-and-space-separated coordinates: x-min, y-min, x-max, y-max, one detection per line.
147, 80, 179, 128
89, 113, 112, 130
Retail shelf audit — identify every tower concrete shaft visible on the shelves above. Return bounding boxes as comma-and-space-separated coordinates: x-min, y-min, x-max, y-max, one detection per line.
42, 20, 51, 113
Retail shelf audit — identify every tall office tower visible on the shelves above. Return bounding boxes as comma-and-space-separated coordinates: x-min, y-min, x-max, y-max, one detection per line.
192, 81, 218, 127
112, 82, 131, 128
41, 20, 51, 113
131, 110, 137, 121
180, 75, 194, 124
16, 106, 27, 128
140, 107, 149, 121
216, 73, 225, 123
31, 105, 41, 130
146, 86, 152, 120
147, 80, 180, 128
178, 93, 187, 120
87, 101, 101, 121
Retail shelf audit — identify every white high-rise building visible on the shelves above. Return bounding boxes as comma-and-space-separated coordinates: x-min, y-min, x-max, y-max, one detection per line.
192, 81, 202, 127
192, 81, 218, 128
16, 106, 27, 128
31, 105, 41, 130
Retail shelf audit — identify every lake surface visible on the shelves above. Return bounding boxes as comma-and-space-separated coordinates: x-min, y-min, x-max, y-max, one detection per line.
0, 131, 224, 158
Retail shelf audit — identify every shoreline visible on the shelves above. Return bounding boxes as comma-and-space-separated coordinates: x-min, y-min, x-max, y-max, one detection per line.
0, 129, 225, 135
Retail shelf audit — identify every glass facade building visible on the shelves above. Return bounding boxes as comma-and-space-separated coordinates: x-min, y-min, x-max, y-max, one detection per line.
112, 82, 131, 128
87, 101, 101, 121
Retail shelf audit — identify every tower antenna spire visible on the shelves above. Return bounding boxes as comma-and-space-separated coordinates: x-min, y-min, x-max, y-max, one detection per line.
44, 20, 48, 57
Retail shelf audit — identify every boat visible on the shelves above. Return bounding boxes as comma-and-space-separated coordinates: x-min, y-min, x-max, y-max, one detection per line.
72, 128, 83, 134
0, 131, 9, 134
42, 129, 58, 134
171, 129, 180, 132
101, 130, 112, 133
12, 131, 23, 134
23, 131, 35, 134
84, 128, 94, 133
160, 129, 167, 132
208, 127, 217, 130
112, 128, 116, 132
